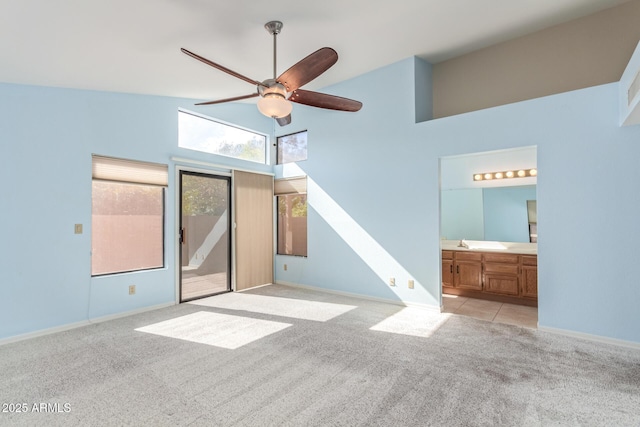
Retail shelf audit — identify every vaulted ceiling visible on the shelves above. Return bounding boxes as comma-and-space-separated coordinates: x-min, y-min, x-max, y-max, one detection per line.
0, 0, 631, 101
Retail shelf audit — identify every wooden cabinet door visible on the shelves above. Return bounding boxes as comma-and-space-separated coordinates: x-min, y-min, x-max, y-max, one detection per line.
455, 261, 483, 290
521, 266, 538, 298
483, 262, 519, 295
484, 273, 519, 295
442, 260, 454, 288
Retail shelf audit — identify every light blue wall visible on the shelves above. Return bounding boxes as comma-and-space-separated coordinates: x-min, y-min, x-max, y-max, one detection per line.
0, 82, 272, 340
483, 185, 536, 242
275, 57, 437, 306
4, 50, 640, 345
414, 57, 433, 123
275, 56, 640, 344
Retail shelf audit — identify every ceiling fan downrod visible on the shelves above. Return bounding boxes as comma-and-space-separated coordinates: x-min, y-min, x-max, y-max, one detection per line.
264, 21, 283, 79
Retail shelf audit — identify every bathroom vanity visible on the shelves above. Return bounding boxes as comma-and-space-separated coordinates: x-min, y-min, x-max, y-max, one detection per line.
441, 240, 537, 306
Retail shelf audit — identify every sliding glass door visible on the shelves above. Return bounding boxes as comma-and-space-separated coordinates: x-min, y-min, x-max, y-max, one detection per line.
179, 171, 231, 302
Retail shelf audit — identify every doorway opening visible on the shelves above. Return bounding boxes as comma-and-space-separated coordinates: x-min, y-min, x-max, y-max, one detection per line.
179, 171, 232, 302
439, 147, 538, 328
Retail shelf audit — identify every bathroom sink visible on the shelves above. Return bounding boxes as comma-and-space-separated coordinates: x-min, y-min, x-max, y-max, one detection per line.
460, 240, 508, 250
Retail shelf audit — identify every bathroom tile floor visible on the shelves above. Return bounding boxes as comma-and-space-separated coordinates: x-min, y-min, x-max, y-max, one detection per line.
442, 294, 538, 329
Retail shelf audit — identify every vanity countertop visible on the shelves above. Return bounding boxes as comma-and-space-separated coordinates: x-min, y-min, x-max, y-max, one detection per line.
441, 240, 537, 255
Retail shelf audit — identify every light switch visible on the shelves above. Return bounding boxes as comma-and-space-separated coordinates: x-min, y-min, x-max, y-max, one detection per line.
74, 224, 83, 234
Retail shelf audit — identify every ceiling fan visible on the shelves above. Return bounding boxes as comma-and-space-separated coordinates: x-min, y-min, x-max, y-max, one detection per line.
181, 21, 362, 126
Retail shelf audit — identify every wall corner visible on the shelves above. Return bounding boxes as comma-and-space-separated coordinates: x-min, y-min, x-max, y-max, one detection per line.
414, 56, 433, 123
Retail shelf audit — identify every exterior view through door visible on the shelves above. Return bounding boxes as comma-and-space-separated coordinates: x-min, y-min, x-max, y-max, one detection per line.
179, 171, 231, 302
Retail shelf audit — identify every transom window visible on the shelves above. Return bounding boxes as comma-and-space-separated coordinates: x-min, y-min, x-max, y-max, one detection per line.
178, 110, 267, 164
277, 130, 308, 164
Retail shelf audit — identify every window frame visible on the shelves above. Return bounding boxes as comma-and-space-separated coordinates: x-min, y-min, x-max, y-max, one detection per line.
275, 176, 308, 257
178, 109, 268, 165
276, 130, 308, 165
91, 156, 168, 277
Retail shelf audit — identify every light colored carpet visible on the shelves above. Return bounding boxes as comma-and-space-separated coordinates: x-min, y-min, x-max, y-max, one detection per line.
1, 284, 639, 426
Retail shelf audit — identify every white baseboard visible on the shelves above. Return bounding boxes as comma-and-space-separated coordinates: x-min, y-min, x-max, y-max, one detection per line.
275, 280, 441, 313
538, 325, 640, 350
0, 302, 176, 347
88, 302, 176, 324
0, 320, 92, 347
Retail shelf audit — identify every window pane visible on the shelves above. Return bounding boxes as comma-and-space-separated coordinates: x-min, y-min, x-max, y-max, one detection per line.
277, 194, 307, 256
92, 181, 164, 275
277, 131, 308, 164
178, 111, 266, 164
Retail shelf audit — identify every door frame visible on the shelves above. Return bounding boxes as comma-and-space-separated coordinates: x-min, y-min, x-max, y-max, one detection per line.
175, 165, 234, 303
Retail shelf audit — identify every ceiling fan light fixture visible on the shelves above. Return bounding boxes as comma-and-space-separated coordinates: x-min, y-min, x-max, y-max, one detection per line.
183, 20, 361, 126
257, 93, 292, 119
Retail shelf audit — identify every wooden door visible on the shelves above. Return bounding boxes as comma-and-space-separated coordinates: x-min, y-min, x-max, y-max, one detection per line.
442, 260, 454, 288
521, 255, 538, 298
442, 250, 454, 288
484, 262, 519, 295
455, 261, 483, 290
521, 266, 538, 298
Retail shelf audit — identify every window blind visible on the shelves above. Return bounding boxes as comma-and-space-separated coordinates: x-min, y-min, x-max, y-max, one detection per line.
234, 170, 274, 290
92, 155, 168, 187
274, 176, 307, 195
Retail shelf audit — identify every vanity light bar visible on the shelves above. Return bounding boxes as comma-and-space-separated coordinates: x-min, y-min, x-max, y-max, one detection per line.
473, 168, 537, 181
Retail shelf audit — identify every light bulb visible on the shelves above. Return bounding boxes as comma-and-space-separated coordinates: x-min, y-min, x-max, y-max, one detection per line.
495, 172, 503, 179
474, 174, 483, 181
517, 170, 526, 177
529, 169, 537, 176
484, 173, 493, 180
506, 171, 514, 178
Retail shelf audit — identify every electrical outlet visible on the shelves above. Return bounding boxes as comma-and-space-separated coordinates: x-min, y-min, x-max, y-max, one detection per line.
408, 279, 414, 289
284, 264, 288, 271
129, 285, 136, 295
74, 224, 83, 234
389, 277, 396, 287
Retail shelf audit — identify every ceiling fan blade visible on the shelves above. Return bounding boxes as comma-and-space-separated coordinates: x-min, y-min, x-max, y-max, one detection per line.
276, 114, 292, 126
181, 48, 264, 87
195, 93, 259, 106
290, 89, 362, 112
277, 47, 338, 92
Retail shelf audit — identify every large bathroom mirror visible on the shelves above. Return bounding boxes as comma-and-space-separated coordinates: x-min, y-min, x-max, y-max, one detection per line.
441, 185, 536, 242
440, 147, 537, 243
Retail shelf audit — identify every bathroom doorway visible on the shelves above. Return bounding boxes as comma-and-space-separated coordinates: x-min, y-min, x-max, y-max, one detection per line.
439, 147, 538, 328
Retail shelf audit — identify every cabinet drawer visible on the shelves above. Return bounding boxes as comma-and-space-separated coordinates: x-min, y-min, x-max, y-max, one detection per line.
454, 251, 482, 262
484, 263, 519, 275
483, 253, 519, 264
442, 250, 453, 260
522, 255, 537, 266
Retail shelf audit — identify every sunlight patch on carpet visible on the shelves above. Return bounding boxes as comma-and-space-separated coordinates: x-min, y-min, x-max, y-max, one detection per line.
369, 307, 451, 338
135, 311, 291, 349
188, 293, 357, 322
